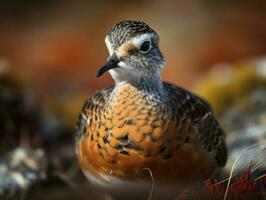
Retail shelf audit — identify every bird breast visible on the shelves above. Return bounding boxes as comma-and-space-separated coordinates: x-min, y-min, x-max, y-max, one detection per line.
77, 84, 214, 185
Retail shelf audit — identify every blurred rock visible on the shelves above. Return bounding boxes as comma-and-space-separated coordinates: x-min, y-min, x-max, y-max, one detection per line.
0, 148, 47, 199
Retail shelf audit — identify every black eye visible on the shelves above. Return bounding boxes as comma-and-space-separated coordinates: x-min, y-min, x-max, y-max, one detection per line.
140, 41, 151, 53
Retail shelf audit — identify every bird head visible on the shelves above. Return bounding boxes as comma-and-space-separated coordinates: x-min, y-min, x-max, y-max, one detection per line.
97, 20, 165, 84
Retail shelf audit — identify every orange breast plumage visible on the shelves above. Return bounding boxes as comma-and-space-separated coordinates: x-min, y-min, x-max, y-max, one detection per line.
76, 83, 226, 187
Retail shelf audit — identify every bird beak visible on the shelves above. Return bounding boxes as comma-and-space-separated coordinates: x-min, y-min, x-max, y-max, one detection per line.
96, 53, 120, 77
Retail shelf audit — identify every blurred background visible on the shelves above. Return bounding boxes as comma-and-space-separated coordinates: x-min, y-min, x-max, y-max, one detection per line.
0, 0, 265, 199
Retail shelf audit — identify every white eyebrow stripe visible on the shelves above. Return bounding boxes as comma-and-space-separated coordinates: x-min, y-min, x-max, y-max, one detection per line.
105, 33, 153, 56
130, 33, 153, 48
105, 36, 113, 56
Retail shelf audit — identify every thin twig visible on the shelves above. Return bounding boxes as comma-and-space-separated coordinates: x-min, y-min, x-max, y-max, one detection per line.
224, 151, 242, 200
254, 174, 266, 182
143, 168, 154, 200
217, 169, 241, 184
255, 174, 266, 181
251, 160, 262, 173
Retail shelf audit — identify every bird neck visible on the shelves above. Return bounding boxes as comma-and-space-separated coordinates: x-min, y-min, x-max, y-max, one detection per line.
115, 73, 164, 95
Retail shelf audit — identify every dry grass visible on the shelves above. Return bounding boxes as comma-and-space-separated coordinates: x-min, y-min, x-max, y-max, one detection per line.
179, 143, 266, 200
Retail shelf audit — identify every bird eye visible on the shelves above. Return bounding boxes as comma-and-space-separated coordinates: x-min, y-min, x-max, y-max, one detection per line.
139, 41, 151, 53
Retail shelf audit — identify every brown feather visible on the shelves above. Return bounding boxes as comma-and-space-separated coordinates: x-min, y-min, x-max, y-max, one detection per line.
76, 82, 227, 184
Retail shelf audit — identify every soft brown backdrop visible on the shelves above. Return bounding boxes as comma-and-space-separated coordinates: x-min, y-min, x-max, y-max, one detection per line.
0, 0, 266, 126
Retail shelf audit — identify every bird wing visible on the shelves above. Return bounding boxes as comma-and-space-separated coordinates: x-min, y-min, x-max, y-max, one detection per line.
164, 82, 227, 167
75, 85, 115, 145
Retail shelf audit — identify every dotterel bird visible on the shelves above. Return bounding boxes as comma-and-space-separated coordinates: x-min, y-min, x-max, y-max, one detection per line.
76, 20, 227, 200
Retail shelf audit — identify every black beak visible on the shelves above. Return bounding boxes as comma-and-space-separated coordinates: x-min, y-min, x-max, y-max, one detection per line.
96, 53, 120, 77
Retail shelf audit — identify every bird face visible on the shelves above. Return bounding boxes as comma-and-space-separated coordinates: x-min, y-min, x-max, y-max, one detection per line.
96, 21, 165, 83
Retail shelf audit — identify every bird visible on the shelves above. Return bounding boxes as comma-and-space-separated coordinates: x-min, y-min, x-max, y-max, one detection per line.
75, 20, 227, 200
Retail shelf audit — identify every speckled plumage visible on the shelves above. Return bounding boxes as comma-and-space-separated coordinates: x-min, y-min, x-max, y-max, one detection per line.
76, 82, 226, 182
107, 20, 159, 49
75, 20, 227, 199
